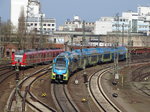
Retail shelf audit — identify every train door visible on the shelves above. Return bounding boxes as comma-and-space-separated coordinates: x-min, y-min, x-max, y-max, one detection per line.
98, 54, 102, 64
118, 50, 126, 61
78, 55, 83, 69
91, 54, 98, 65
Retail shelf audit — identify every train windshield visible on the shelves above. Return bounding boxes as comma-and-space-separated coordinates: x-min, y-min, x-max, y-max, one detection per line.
15, 55, 23, 62
55, 58, 66, 70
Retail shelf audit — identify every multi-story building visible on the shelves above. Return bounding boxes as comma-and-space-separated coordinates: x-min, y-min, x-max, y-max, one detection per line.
94, 17, 113, 34
94, 6, 150, 35
27, 17, 56, 33
59, 16, 95, 32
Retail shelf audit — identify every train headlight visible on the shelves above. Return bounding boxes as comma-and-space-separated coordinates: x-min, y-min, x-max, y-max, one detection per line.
63, 72, 68, 80
52, 72, 56, 79
63, 74, 67, 77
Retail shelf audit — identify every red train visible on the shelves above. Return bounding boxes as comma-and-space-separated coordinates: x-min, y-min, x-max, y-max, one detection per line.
11, 49, 64, 67
130, 47, 150, 54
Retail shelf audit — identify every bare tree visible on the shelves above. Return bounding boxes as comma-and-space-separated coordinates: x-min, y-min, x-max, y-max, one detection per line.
29, 29, 38, 49
1, 20, 13, 43
0, 19, 14, 57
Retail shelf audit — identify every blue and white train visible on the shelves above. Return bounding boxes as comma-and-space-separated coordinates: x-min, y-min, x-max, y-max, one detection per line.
51, 47, 128, 83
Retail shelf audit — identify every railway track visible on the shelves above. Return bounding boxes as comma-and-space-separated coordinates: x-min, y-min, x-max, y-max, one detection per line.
131, 63, 150, 96
87, 60, 150, 112
88, 66, 122, 112
0, 68, 15, 84
132, 63, 150, 81
6, 65, 56, 112
0, 64, 11, 71
51, 84, 80, 112
3, 55, 150, 112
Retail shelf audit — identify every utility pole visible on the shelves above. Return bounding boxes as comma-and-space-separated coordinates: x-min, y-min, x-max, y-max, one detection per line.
15, 62, 20, 111
113, 13, 119, 83
113, 43, 119, 81
127, 21, 132, 66
26, 1, 30, 50
40, 14, 43, 49
70, 35, 74, 51
82, 20, 85, 46
115, 13, 119, 45
122, 23, 124, 46
98, 35, 100, 47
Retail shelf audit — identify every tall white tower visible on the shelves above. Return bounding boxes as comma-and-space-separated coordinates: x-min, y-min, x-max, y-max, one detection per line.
11, 0, 28, 28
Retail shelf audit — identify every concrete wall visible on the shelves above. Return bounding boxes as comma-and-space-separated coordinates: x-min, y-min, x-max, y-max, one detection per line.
100, 35, 150, 47
64, 35, 150, 47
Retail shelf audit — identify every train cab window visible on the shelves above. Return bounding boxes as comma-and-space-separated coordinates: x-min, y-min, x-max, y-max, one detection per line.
55, 58, 66, 70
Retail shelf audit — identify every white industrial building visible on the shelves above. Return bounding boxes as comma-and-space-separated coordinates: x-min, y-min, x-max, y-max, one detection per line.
94, 17, 113, 35
27, 17, 56, 33
94, 6, 150, 35
10, 0, 56, 33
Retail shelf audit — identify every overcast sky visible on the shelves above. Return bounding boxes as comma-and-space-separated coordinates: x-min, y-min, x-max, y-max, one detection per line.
0, 0, 149, 26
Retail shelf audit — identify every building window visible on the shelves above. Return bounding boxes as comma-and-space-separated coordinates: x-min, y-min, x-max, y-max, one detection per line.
31, 23, 33, 26
27, 23, 30, 26
43, 24, 46, 26
35, 23, 37, 26
52, 28, 54, 31
48, 24, 51, 26
52, 24, 55, 26
44, 28, 46, 30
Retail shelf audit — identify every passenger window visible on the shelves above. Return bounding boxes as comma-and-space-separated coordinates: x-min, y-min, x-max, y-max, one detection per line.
104, 54, 110, 59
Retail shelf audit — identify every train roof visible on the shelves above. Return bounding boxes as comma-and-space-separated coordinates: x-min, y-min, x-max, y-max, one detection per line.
57, 51, 71, 58
53, 46, 128, 62
15, 49, 63, 55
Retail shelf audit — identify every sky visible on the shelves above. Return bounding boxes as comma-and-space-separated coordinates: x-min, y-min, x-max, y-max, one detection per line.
0, 0, 150, 26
